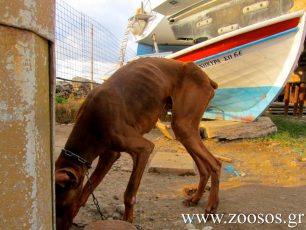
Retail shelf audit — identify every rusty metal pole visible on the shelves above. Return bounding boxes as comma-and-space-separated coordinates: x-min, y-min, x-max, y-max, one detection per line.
0, 0, 55, 229
284, 83, 290, 116
91, 24, 94, 90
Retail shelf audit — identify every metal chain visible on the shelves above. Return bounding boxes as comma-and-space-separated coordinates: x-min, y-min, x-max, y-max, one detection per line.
61, 148, 105, 219
62, 148, 91, 168
85, 169, 143, 229
135, 224, 143, 230
85, 170, 105, 220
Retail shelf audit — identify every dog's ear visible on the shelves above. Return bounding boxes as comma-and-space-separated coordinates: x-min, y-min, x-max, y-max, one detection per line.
55, 168, 79, 189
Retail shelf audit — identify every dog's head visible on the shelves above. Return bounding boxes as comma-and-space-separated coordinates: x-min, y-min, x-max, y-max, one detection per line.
55, 166, 84, 230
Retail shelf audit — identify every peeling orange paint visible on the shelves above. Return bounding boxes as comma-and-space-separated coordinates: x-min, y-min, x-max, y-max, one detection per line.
240, 116, 256, 122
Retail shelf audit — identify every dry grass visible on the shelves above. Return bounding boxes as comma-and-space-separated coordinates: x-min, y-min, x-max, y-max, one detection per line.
55, 95, 85, 124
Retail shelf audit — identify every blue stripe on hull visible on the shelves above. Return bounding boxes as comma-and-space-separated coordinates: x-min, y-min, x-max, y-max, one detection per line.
204, 86, 281, 121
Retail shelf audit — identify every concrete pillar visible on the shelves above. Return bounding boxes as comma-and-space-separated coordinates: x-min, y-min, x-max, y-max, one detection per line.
0, 0, 55, 229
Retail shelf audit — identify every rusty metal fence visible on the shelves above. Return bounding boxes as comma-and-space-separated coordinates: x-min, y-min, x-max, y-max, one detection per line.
55, 0, 136, 84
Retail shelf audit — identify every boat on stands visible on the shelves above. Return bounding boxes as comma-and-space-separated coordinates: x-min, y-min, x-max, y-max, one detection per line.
128, 0, 306, 121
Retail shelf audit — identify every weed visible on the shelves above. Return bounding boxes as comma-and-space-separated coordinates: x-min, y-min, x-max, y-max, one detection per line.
55, 96, 67, 104
259, 115, 306, 149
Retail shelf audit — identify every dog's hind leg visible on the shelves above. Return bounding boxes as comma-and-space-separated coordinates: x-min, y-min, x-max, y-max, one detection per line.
116, 131, 154, 222
171, 87, 221, 213
78, 151, 121, 209
183, 154, 210, 206
173, 122, 221, 213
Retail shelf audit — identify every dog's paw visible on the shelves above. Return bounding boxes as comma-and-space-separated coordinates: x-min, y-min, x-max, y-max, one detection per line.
182, 196, 199, 207
205, 199, 219, 214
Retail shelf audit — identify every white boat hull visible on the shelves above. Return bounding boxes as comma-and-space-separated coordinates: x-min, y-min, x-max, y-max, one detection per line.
166, 12, 306, 121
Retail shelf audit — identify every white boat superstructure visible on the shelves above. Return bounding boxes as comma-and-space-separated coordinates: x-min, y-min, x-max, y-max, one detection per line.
129, 0, 294, 50
126, 1, 305, 121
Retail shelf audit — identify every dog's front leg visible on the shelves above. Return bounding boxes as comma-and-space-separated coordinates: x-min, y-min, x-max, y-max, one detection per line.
120, 134, 154, 222
76, 151, 121, 215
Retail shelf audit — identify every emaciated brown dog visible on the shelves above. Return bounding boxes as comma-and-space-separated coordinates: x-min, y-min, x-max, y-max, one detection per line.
55, 57, 221, 229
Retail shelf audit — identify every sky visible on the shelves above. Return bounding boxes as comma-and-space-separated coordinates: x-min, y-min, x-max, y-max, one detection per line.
63, 0, 158, 40
56, 0, 162, 81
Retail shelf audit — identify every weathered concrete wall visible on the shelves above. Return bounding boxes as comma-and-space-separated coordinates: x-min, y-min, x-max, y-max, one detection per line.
0, 0, 54, 41
0, 0, 54, 229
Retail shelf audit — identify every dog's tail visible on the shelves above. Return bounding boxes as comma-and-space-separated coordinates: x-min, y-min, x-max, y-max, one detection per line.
209, 78, 218, 89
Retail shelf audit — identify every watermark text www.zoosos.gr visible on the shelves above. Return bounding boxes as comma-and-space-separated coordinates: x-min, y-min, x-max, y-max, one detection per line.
181, 213, 305, 228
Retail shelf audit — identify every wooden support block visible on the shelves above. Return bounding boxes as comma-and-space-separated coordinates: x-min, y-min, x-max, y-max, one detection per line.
293, 84, 300, 116
284, 83, 290, 116
155, 120, 175, 140
199, 120, 240, 138
299, 83, 305, 117
200, 117, 277, 140
214, 154, 233, 163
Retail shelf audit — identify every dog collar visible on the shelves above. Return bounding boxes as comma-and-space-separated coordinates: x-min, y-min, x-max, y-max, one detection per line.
62, 148, 91, 169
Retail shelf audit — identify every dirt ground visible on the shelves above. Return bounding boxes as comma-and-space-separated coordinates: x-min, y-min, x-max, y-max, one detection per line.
55, 124, 306, 230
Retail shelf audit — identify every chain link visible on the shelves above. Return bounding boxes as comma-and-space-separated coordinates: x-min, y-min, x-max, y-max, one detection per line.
85, 170, 105, 220
135, 223, 143, 230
